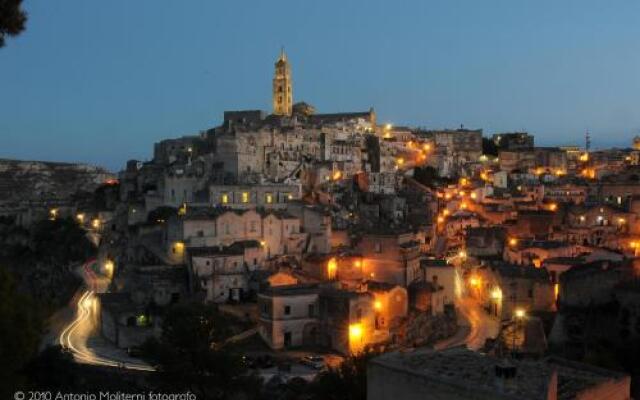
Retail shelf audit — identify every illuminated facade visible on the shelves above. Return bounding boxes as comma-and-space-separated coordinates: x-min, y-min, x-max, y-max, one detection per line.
273, 48, 293, 116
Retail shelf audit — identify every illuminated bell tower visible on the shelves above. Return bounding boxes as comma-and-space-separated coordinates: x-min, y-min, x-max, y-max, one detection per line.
272, 48, 293, 116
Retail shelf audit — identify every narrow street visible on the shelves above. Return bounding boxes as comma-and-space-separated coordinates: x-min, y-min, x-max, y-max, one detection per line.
56, 260, 155, 372
434, 296, 500, 351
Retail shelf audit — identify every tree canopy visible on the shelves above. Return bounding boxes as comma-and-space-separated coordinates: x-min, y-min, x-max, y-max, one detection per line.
0, 0, 27, 47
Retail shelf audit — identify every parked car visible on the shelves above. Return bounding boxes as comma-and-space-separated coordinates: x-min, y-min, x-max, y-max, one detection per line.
301, 356, 325, 370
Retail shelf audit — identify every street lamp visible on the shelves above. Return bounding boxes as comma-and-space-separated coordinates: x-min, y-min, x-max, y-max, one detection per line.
104, 260, 114, 279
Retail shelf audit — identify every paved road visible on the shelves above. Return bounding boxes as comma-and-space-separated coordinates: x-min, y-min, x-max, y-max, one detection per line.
58, 260, 155, 372
434, 297, 499, 351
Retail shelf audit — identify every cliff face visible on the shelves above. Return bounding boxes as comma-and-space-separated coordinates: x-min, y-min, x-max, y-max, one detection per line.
0, 159, 114, 204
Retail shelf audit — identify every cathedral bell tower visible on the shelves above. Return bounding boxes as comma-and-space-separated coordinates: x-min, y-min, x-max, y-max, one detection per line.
272, 48, 293, 116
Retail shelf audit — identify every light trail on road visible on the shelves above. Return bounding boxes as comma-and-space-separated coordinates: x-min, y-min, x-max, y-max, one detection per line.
58, 260, 155, 372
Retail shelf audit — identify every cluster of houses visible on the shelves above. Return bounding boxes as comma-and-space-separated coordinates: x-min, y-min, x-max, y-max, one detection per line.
8, 50, 639, 397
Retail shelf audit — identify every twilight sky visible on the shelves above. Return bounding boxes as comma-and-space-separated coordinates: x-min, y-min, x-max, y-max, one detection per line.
1, 0, 640, 171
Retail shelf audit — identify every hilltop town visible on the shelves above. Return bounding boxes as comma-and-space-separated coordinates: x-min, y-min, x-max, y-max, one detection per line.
4, 50, 640, 399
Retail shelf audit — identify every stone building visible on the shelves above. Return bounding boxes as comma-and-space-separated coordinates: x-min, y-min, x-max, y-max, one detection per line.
368, 347, 630, 400
208, 183, 300, 209
354, 229, 422, 287
273, 48, 293, 116
476, 262, 554, 320
420, 258, 457, 306
492, 132, 534, 151
166, 207, 307, 262
190, 241, 264, 303
257, 283, 380, 354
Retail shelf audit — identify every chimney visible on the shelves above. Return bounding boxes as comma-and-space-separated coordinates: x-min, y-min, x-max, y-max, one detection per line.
494, 359, 518, 393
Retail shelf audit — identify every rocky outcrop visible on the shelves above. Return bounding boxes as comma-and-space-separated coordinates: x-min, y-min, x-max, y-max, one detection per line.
0, 158, 114, 204
398, 310, 459, 347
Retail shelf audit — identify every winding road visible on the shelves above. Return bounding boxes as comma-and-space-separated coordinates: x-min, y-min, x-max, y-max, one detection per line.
434, 296, 500, 351
57, 260, 155, 372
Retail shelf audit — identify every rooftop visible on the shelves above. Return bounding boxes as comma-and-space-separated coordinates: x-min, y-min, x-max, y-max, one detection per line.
370, 347, 627, 400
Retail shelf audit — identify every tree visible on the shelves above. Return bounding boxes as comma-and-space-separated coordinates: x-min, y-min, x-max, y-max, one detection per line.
308, 349, 380, 400
24, 345, 77, 390
0, 0, 27, 47
482, 137, 499, 157
0, 266, 43, 397
141, 303, 261, 399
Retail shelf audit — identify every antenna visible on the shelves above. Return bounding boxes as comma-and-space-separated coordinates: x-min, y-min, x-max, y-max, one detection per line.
585, 130, 591, 152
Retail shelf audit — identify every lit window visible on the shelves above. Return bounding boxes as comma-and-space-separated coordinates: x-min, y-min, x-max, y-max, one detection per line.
242, 192, 249, 203
221, 193, 228, 204
265, 193, 273, 204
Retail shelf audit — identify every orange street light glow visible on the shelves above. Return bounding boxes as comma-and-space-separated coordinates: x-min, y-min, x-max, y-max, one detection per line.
509, 238, 518, 247
349, 323, 363, 339
374, 300, 382, 311
327, 257, 338, 280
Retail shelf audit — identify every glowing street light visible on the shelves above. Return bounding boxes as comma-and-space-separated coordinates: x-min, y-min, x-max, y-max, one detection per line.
349, 323, 363, 339
76, 213, 85, 223
327, 257, 337, 280
374, 300, 382, 311
104, 260, 114, 279
508, 238, 518, 247
514, 308, 526, 319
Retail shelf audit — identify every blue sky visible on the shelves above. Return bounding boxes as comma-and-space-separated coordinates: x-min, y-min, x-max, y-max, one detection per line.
1, 0, 640, 171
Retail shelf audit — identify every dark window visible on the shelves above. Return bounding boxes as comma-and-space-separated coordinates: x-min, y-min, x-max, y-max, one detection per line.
308, 304, 315, 317
284, 305, 291, 315
171, 293, 180, 303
